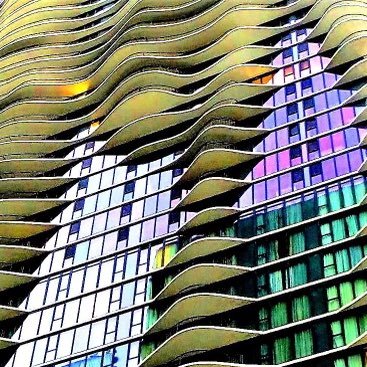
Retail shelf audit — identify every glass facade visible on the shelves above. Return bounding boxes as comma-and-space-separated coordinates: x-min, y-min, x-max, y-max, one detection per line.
1, 1, 367, 367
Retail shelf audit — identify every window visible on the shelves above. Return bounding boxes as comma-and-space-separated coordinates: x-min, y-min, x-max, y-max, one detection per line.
289, 124, 300, 137
296, 29, 307, 36
118, 228, 129, 241
300, 60, 310, 70
285, 84, 296, 95
290, 146, 302, 159
301, 78, 312, 90
173, 168, 183, 177
69, 221, 80, 235
78, 178, 89, 189
82, 158, 92, 169
168, 211, 180, 224
121, 204, 132, 217
127, 165, 137, 173
284, 65, 294, 76
282, 33, 291, 41
171, 188, 181, 200
283, 48, 293, 59
307, 140, 319, 153
310, 163, 322, 177
65, 245, 76, 259
297, 43, 308, 53
74, 199, 85, 212
124, 182, 135, 194
305, 118, 317, 131
85, 141, 95, 150
292, 169, 304, 183
303, 97, 314, 110
287, 103, 298, 116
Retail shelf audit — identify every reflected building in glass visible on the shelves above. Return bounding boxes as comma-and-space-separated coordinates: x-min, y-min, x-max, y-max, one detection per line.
1, 1, 367, 367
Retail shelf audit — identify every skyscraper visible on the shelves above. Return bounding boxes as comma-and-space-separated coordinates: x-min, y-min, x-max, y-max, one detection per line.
1, 0, 367, 367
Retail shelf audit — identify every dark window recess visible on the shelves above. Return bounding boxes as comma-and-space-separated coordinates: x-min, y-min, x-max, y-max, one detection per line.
297, 43, 308, 53
296, 28, 307, 36
173, 168, 183, 177
310, 163, 322, 177
65, 245, 76, 259
69, 221, 80, 235
171, 188, 182, 200
283, 48, 293, 58
85, 141, 95, 150
124, 182, 135, 194
121, 204, 132, 217
307, 140, 319, 153
287, 103, 298, 116
282, 33, 291, 41
303, 97, 314, 110
292, 169, 304, 183
81, 158, 92, 169
168, 211, 180, 224
127, 165, 137, 173
285, 84, 296, 95
74, 199, 85, 211
305, 118, 317, 131
301, 78, 312, 89
118, 227, 129, 241
290, 146, 302, 159
78, 178, 89, 189
289, 124, 300, 137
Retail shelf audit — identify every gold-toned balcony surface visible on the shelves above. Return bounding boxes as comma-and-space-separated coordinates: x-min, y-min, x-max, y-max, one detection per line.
176, 178, 248, 210
146, 293, 254, 336
0, 246, 47, 265
156, 263, 249, 301
0, 271, 37, 292
166, 237, 244, 269
140, 326, 259, 367
177, 149, 262, 187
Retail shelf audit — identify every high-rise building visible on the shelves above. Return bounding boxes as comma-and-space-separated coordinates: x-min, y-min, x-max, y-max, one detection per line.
0, 0, 366, 367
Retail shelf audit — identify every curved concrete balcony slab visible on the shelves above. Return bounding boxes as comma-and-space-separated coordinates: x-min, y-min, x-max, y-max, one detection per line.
327, 35, 367, 70
166, 237, 245, 269
146, 293, 254, 336
178, 207, 241, 233
108, 104, 269, 159
0, 246, 48, 265
140, 326, 259, 367
0, 271, 37, 292
0, 221, 57, 241
177, 149, 263, 187
334, 58, 367, 88
0, 306, 25, 322
319, 16, 367, 53
156, 264, 249, 301
0, 157, 77, 178
176, 178, 248, 211
0, 198, 69, 220
308, 4, 367, 41
0, 177, 75, 198
0, 338, 17, 350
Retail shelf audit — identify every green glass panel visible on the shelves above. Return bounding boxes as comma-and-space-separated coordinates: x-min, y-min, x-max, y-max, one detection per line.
273, 337, 291, 364
288, 263, 307, 287
292, 295, 310, 321
327, 286, 341, 312
294, 329, 313, 358
290, 232, 305, 255
348, 354, 363, 367
339, 282, 354, 306
344, 317, 359, 344
271, 302, 288, 328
